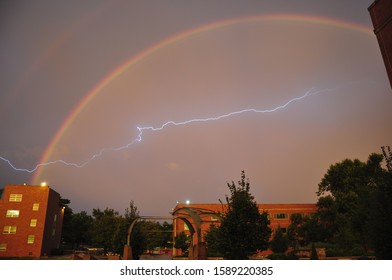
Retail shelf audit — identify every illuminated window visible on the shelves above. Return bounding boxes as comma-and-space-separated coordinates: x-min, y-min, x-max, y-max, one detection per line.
0, 244, 6, 252
32, 203, 39, 211
184, 223, 189, 231
27, 235, 35, 244
9, 194, 22, 202
6, 210, 19, 218
3, 226, 17, 234
211, 216, 218, 221
274, 213, 288, 220
30, 219, 37, 227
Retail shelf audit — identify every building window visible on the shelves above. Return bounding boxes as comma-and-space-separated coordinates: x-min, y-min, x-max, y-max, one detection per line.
27, 235, 35, 244
9, 194, 23, 202
0, 244, 6, 252
32, 203, 39, 211
211, 216, 218, 221
274, 213, 288, 220
6, 210, 20, 218
30, 219, 37, 227
184, 223, 189, 231
3, 226, 17, 234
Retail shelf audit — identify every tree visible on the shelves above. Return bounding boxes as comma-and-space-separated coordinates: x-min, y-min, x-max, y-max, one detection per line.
218, 171, 271, 259
371, 150, 392, 259
123, 201, 145, 259
174, 232, 190, 256
270, 226, 289, 254
287, 213, 325, 250
316, 153, 389, 256
287, 213, 304, 249
90, 207, 122, 252
87, 201, 146, 259
65, 211, 93, 248
161, 221, 173, 248
204, 223, 222, 257
140, 221, 165, 251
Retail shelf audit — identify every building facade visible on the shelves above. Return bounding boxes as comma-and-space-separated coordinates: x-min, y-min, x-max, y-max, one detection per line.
369, 0, 392, 89
0, 184, 64, 258
172, 203, 316, 257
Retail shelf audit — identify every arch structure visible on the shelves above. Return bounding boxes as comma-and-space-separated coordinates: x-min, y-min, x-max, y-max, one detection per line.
126, 216, 172, 246
124, 207, 221, 260
171, 206, 222, 259
123, 215, 172, 260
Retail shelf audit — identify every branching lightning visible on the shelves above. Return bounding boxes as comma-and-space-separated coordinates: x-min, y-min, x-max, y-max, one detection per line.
0, 87, 331, 173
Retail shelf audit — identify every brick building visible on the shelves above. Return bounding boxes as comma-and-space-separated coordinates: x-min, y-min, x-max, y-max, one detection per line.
0, 184, 64, 258
369, 0, 392, 89
172, 203, 316, 257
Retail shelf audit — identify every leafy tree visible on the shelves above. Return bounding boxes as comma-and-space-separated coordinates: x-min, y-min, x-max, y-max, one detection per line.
287, 213, 325, 249
90, 207, 122, 252
371, 152, 392, 259
87, 201, 146, 259
140, 221, 165, 251
270, 226, 289, 254
315, 196, 337, 242
218, 171, 271, 259
287, 213, 304, 248
65, 211, 93, 248
161, 221, 173, 248
123, 201, 145, 259
204, 223, 222, 257
316, 153, 389, 256
174, 231, 190, 256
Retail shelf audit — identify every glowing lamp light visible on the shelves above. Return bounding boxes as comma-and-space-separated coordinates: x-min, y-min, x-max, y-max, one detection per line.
40, 182, 47, 187
185, 200, 190, 205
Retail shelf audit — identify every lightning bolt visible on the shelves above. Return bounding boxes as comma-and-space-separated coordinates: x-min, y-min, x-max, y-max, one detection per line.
0, 87, 330, 173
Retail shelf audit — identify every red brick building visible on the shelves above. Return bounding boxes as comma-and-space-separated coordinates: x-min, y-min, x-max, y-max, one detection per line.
0, 184, 64, 258
369, 0, 392, 89
172, 203, 316, 257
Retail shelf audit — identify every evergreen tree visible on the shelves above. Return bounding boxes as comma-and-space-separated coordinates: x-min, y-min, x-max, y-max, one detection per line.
204, 223, 223, 257
174, 232, 190, 256
218, 171, 271, 259
270, 226, 289, 254
124, 201, 145, 259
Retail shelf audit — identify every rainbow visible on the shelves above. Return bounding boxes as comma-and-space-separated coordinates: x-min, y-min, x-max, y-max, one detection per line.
31, 14, 373, 184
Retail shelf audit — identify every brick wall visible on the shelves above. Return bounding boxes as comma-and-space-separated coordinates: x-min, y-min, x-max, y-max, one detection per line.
0, 185, 63, 257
